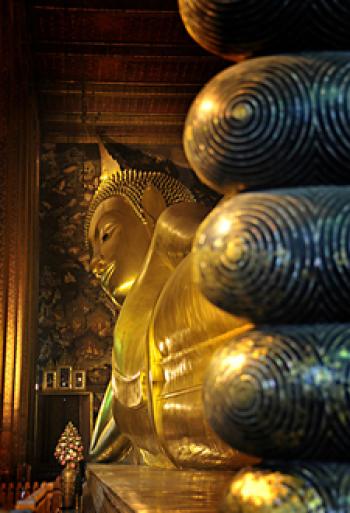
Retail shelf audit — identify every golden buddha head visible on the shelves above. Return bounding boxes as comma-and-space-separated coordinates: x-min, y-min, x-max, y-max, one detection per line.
85, 142, 195, 309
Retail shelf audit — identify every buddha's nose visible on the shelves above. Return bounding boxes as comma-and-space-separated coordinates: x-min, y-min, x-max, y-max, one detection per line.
90, 256, 106, 278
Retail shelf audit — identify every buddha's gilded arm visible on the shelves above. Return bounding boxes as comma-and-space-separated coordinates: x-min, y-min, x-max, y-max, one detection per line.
89, 381, 131, 462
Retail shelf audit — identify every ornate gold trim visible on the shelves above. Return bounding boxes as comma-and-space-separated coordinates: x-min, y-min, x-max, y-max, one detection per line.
43, 370, 57, 390
58, 366, 72, 389
73, 370, 86, 390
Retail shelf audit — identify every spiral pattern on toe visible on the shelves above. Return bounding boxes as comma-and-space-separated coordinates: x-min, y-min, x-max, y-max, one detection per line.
310, 1, 350, 48
220, 463, 350, 513
184, 54, 350, 194
179, 0, 350, 60
204, 324, 350, 460
193, 187, 350, 323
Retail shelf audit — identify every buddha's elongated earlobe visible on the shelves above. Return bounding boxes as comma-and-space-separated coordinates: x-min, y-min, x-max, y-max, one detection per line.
141, 184, 167, 236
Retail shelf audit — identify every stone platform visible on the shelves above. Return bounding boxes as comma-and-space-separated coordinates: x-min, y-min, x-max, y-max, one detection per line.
87, 464, 236, 513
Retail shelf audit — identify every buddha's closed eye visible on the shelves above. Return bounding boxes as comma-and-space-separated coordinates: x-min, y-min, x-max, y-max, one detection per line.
100, 223, 120, 244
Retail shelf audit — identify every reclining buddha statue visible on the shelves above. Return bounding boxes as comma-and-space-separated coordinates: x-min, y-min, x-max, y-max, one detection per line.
85, 141, 257, 469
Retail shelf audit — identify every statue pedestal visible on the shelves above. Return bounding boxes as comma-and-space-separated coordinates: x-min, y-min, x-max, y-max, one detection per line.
87, 464, 235, 513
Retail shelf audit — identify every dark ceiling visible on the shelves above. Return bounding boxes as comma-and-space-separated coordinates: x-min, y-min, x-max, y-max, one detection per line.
28, 0, 227, 148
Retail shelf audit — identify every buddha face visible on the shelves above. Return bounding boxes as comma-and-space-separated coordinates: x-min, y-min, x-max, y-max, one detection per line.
88, 195, 151, 309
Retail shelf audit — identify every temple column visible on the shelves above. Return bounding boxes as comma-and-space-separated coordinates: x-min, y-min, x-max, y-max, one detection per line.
0, 0, 39, 475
